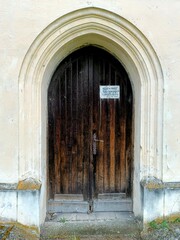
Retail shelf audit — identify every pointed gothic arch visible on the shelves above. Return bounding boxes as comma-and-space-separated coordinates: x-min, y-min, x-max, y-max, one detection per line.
18, 7, 163, 224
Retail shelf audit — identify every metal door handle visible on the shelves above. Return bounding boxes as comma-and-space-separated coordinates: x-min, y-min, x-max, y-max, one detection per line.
93, 132, 104, 142
94, 139, 104, 142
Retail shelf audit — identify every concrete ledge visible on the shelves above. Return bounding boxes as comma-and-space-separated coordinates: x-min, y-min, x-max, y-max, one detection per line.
0, 178, 41, 191
0, 183, 17, 190
141, 176, 180, 190
141, 177, 180, 223
0, 178, 41, 228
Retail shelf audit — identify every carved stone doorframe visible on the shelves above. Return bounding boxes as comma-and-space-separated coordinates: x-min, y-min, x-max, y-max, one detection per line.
18, 7, 163, 226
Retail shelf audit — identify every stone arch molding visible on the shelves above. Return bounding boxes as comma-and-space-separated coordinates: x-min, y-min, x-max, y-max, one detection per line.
19, 7, 163, 209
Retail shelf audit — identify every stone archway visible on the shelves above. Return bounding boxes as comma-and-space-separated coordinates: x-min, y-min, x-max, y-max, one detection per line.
18, 7, 163, 225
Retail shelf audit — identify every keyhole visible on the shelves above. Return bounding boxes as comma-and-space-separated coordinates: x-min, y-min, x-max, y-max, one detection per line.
88, 201, 93, 214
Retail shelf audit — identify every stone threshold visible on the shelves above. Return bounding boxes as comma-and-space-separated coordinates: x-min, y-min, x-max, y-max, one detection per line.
46, 211, 135, 222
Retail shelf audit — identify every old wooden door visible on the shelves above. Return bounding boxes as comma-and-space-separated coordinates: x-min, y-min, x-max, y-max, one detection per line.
48, 46, 133, 213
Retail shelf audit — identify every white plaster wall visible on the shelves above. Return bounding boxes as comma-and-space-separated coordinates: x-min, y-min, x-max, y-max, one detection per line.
0, 192, 17, 221
0, 191, 40, 227
0, 0, 180, 183
164, 189, 180, 217
18, 191, 40, 226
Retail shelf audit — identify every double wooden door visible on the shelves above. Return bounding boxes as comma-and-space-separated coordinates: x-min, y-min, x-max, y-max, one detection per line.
48, 46, 133, 211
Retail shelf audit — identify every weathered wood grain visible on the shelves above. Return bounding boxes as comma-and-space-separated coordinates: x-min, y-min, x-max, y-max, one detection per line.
48, 46, 133, 201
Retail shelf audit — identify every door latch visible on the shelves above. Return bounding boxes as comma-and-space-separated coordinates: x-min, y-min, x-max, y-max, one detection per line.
93, 132, 103, 155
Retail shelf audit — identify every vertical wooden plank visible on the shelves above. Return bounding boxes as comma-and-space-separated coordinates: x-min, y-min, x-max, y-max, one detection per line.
53, 80, 60, 194
61, 69, 70, 194
100, 60, 106, 193
67, 64, 73, 193
82, 55, 90, 200
92, 58, 98, 197
120, 81, 127, 192
100, 100, 106, 193
97, 122, 104, 194
55, 117, 61, 193
88, 53, 94, 201
59, 73, 65, 193
60, 140, 67, 193
109, 100, 115, 192
109, 65, 116, 192
71, 61, 78, 193
103, 61, 110, 193
94, 58, 103, 195
115, 74, 121, 192
77, 57, 83, 194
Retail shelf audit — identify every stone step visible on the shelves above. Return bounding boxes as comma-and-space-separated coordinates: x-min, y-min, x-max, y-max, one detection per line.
54, 194, 84, 201
48, 198, 132, 213
93, 198, 132, 212
48, 199, 89, 213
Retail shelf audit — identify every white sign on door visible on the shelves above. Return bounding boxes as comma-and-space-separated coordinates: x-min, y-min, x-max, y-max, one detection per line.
100, 85, 120, 99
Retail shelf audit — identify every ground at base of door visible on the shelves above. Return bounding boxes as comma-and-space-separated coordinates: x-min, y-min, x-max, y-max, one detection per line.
0, 212, 179, 240
41, 212, 180, 240
41, 214, 141, 240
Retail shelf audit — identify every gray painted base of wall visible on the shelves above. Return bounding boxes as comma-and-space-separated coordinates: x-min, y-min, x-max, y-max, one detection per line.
0, 189, 40, 227
141, 177, 180, 223
0, 178, 41, 227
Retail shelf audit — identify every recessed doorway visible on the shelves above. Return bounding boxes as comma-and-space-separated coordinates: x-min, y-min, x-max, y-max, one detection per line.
48, 46, 133, 213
